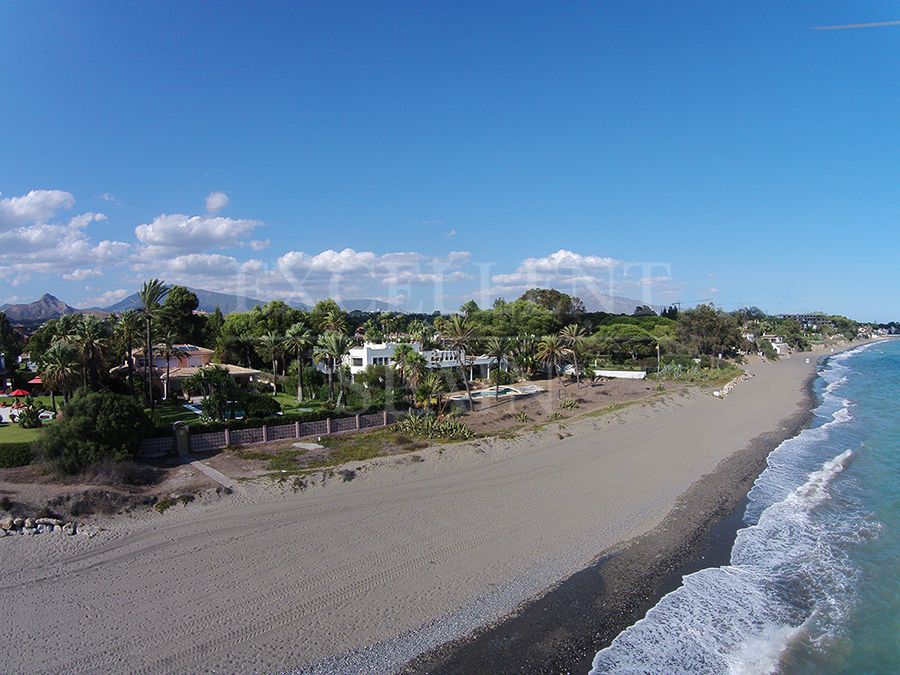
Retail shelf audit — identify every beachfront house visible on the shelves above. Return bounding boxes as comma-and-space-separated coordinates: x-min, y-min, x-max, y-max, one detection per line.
112, 344, 260, 399
344, 341, 506, 382
761, 334, 791, 356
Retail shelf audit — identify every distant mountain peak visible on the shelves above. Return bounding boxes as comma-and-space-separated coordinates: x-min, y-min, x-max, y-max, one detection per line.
0, 294, 79, 323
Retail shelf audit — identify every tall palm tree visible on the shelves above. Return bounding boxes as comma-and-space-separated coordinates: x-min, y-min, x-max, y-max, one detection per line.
391, 343, 418, 388
138, 279, 169, 408
443, 314, 478, 410
284, 323, 314, 402
314, 330, 351, 404
484, 336, 508, 398
115, 310, 143, 395
40, 342, 79, 409
536, 334, 572, 384
559, 323, 588, 384
257, 331, 283, 395
76, 314, 107, 388
159, 331, 181, 401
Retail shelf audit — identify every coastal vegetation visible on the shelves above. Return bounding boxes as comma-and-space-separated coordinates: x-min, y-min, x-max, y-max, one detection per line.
0, 279, 873, 482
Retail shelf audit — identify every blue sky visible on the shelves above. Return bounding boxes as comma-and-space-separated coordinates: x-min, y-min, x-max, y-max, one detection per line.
1, 1, 897, 320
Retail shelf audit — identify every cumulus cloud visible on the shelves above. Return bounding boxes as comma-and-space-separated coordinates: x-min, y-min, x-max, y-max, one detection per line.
205, 191, 230, 214
491, 249, 621, 286
0, 189, 75, 229
98, 192, 119, 203
81, 288, 131, 307
63, 268, 103, 281
134, 212, 263, 257
0, 189, 129, 286
445, 228, 457, 238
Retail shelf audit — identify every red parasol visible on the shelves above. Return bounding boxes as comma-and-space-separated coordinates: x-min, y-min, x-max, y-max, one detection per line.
27, 376, 43, 385
7, 389, 30, 397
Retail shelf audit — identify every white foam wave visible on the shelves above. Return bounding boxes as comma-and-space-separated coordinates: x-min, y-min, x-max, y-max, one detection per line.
590, 351, 868, 674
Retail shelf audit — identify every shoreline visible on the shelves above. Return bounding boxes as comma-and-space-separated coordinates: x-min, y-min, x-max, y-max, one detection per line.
405, 368, 817, 674
406, 345, 881, 674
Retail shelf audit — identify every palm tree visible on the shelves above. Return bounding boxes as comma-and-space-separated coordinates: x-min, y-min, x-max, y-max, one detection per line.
115, 310, 143, 395
415, 371, 447, 413
159, 331, 182, 400
391, 343, 418, 388
138, 279, 169, 408
315, 331, 352, 404
321, 309, 348, 335
76, 314, 107, 388
443, 314, 478, 410
257, 331, 283, 395
511, 333, 538, 380
536, 334, 572, 384
559, 323, 588, 384
40, 342, 79, 410
284, 323, 314, 402
484, 336, 508, 398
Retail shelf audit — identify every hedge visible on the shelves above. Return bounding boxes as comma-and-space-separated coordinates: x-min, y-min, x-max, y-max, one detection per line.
0, 441, 34, 468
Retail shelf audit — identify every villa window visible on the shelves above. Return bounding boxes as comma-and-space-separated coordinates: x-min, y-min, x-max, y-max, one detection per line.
352, 358, 363, 367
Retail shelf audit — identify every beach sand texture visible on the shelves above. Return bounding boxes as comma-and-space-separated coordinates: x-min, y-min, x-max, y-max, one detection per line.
2, 354, 816, 673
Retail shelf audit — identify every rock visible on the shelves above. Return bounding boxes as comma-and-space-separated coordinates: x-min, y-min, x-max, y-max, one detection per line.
62, 522, 76, 536
37, 524, 52, 534
79, 525, 100, 538
13, 517, 24, 528
35, 517, 63, 527
0, 516, 12, 530
0, 528, 6, 538
24, 517, 34, 529
23, 527, 37, 536
53, 525, 63, 533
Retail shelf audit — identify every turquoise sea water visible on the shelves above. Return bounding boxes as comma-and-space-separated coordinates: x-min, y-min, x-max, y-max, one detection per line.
591, 340, 900, 674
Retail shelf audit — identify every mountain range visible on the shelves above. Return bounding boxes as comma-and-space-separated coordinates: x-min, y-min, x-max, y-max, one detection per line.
0, 288, 405, 324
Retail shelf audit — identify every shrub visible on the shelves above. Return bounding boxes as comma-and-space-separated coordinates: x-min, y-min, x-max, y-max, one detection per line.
16, 398, 42, 429
39, 390, 151, 474
155, 498, 176, 513
395, 413, 474, 440
488, 369, 512, 386
559, 398, 580, 410
244, 393, 282, 418
0, 441, 34, 468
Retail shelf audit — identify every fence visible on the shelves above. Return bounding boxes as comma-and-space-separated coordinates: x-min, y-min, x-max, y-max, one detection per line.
138, 411, 401, 458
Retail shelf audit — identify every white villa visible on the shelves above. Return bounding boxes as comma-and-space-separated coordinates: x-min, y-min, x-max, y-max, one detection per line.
112, 344, 260, 398
760, 334, 791, 356
344, 341, 506, 381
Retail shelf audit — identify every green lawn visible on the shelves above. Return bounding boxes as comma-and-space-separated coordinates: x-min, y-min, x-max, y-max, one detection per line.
155, 402, 201, 425
271, 393, 325, 414
0, 423, 46, 443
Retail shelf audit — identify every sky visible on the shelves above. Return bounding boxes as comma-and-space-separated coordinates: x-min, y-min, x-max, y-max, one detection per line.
1, 1, 898, 321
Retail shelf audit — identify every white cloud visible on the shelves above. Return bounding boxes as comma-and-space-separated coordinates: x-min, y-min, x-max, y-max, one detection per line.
134, 212, 263, 257
248, 239, 270, 251
63, 268, 103, 281
81, 288, 131, 307
0, 189, 128, 286
445, 229, 457, 238
0, 189, 75, 229
205, 191, 230, 214
98, 192, 118, 203
491, 249, 621, 286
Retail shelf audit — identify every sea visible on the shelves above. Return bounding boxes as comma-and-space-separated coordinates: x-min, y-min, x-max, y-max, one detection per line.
591, 339, 900, 674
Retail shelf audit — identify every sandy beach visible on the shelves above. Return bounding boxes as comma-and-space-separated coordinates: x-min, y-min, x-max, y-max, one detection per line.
2, 352, 822, 673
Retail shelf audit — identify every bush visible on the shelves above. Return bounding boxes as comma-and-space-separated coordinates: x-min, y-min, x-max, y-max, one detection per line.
488, 369, 512, 386
244, 393, 282, 418
16, 397, 42, 429
395, 413, 474, 440
0, 441, 34, 468
40, 390, 151, 474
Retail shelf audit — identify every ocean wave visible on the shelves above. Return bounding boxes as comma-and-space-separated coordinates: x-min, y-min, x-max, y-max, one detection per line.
590, 354, 869, 674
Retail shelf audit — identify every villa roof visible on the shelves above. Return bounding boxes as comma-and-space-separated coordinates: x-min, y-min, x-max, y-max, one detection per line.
131, 344, 215, 356
160, 364, 261, 380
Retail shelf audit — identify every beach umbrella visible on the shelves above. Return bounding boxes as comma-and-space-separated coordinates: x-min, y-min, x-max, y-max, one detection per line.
8, 389, 29, 397
27, 376, 42, 385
